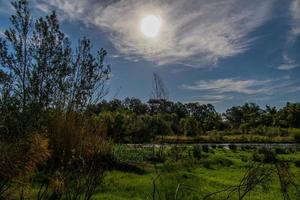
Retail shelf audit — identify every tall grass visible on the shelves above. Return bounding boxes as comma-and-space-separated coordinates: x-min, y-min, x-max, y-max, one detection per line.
0, 112, 113, 199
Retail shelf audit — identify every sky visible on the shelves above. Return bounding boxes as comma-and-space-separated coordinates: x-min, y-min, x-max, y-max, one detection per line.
0, 0, 300, 112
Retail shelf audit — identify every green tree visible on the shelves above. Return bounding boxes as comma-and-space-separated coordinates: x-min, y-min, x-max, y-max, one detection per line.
0, 0, 111, 135
180, 117, 199, 136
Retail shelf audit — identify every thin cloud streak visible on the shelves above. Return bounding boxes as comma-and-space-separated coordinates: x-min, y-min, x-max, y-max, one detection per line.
181, 78, 273, 95
187, 94, 234, 104
290, 0, 300, 39
33, 0, 274, 67
277, 54, 299, 70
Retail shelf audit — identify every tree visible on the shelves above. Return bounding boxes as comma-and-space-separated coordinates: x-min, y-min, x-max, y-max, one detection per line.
185, 103, 221, 133
148, 99, 174, 114
0, 0, 111, 135
262, 105, 278, 127
277, 102, 300, 128
180, 117, 199, 136
123, 97, 149, 114
224, 106, 243, 129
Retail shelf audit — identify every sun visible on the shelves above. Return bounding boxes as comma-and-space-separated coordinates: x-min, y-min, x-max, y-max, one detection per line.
140, 15, 161, 38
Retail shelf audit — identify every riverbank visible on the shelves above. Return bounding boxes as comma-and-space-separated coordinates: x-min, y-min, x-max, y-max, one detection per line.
155, 134, 296, 144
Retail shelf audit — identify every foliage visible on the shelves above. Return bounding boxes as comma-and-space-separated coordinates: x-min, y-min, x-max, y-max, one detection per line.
294, 131, 300, 143
192, 145, 202, 160
229, 143, 237, 151
0, 1, 112, 199
39, 112, 113, 200
85, 99, 300, 143
0, 133, 50, 199
0, 0, 110, 136
180, 117, 199, 136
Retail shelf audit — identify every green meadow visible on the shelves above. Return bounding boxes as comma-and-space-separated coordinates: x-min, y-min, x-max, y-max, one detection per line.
93, 145, 300, 200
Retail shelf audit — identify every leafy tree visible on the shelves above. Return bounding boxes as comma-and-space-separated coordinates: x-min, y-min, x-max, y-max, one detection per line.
277, 102, 300, 128
224, 106, 244, 128
185, 103, 221, 133
225, 103, 263, 132
0, 0, 110, 135
262, 105, 278, 127
148, 99, 174, 114
180, 117, 199, 136
150, 114, 173, 136
123, 97, 148, 114
171, 102, 188, 119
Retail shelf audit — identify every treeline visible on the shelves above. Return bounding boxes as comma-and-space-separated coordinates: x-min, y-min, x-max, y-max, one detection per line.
85, 98, 300, 142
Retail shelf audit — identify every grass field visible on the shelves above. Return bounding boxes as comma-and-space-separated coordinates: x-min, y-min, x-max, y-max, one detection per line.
93, 145, 300, 200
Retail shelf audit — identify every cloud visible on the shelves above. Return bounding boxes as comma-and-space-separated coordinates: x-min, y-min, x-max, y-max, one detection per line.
277, 54, 299, 70
0, 1, 13, 15
187, 94, 233, 104
0, 29, 5, 37
33, 0, 274, 66
278, 64, 299, 70
181, 78, 273, 95
290, 0, 300, 39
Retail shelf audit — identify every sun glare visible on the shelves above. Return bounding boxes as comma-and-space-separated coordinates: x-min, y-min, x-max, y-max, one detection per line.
140, 15, 161, 38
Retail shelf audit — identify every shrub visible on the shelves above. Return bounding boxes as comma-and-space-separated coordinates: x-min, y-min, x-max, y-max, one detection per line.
0, 133, 50, 199
253, 148, 277, 163
294, 132, 300, 143
275, 148, 288, 154
42, 112, 113, 199
294, 160, 300, 168
240, 155, 248, 162
216, 157, 233, 167
201, 157, 233, 168
229, 143, 237, 151
168, 146, 186, 161
202, 145, 209, 153
180, 117, 199, 136
192, 145, 202, 160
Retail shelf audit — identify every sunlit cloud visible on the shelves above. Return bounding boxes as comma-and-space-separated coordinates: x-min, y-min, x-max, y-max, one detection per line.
33, 0, 274, 67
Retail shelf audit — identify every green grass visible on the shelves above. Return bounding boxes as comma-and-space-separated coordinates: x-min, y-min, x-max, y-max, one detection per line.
93, 147, 300, 200
160, 134, 295, 143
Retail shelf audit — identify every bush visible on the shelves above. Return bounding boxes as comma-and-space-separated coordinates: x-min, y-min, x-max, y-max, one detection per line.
294, 160, 300, 168
180, 117, 199, 136
192, 145, 202, 160
0, 133, 50, 198
202, 145, 209, 153
294, 132, 300, 143
253, 148, 277, 163
275, 148, 288, 154
168, 146, 186, 161
229, 143, 237, 151
201, 157, 233, 168
43, 112, 113, 199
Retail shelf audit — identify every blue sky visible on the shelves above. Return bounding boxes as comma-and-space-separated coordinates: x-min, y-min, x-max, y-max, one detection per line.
1, 0, 300, 111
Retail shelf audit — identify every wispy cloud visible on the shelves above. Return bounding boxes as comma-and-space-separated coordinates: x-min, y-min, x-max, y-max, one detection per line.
187, 94, 233, 104
0, 29, 5, 37
181, 78, 273, 95
33, 0, 274, 66
290, 0, 300, 40
0, 1, 13, 15
277, 54, 299, 70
